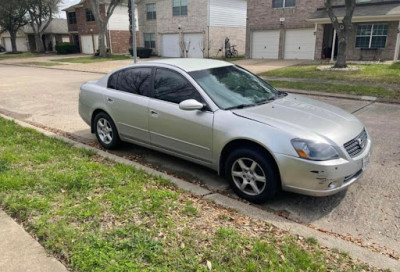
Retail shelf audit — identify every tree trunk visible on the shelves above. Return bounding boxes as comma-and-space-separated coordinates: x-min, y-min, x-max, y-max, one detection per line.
97, 25, 107, 57
335, 34, 348, 68
9, 30, 18, 53
35, 33, 45, 53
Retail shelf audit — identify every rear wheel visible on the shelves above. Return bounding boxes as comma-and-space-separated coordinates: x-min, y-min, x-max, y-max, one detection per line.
94, 112, 120, 149
225, 148, 279, 203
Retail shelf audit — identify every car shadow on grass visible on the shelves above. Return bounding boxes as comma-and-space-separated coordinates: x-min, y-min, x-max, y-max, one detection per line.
102, 141, 347, 224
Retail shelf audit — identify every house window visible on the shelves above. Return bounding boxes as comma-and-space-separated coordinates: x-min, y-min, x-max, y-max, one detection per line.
355, 23, 388, 49
86, 8, 95, 21
144, 33, 156, 49
272, 0, 295, 8
173, 0, 187, 16
68, 12, 77, 24
147, 3, 156, 20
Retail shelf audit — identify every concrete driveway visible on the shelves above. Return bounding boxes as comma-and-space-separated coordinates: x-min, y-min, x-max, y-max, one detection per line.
1, 64, 399, 258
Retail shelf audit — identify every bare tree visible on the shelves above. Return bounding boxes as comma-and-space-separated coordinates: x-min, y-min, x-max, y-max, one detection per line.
324, 0, 356, 68
88, 0, 123, 57
0, 0, 28, 53
26, 0, 59, 52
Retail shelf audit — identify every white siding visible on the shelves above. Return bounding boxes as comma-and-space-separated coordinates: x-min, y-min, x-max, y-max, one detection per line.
209, 0, 246, 27
108, 5, 137, 31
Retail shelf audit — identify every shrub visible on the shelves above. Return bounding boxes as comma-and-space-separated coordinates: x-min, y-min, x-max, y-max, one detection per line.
55, 42, 78, 54
129, 47, 152, 58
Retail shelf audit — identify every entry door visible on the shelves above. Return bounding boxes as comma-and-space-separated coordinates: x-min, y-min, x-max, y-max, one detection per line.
104, 67, 153, 144
149, 68, 213, 163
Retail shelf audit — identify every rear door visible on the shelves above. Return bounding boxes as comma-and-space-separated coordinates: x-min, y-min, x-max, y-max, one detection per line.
104, 67, 153, 145
148, 68, 214, 163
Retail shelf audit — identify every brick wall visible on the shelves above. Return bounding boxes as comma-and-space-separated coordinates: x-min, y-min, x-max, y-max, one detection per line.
246, 0, 323, 57
208, 26, 246, 57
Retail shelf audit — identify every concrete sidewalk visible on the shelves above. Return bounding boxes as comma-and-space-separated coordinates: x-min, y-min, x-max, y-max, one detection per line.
0, 210, 67, 272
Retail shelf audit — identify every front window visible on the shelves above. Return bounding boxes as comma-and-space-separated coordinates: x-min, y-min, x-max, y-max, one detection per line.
146, 3, 156, 20
273, 0, 295, 8
144, 33, 156, 49
68, 12, 77, 24
356, 23, 388, 49
154, 68, 203, 104
173, 0, 187, 16
86, 8, 95, 22
190, 66, 278, 110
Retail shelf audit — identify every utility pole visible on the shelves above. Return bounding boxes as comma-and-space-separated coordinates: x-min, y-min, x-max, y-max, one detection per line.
131, 0, 137, 63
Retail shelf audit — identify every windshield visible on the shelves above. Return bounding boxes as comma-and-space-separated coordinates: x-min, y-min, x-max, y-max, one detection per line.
189, 65, 278, 110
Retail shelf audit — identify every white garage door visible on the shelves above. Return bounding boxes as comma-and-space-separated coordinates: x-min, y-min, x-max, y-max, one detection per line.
162, 34, 180, 58
81, 35, 99, 54
183, 33, 204, 58
4, 37, 28, 52
251, 30, 280, 59
284, 29, 316, 60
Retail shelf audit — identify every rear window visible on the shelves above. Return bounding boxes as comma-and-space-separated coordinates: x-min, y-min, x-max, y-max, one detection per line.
107, 68, 153, 96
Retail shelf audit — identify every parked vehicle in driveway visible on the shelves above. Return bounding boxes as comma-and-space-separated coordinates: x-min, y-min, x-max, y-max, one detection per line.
79, 59, 371, 203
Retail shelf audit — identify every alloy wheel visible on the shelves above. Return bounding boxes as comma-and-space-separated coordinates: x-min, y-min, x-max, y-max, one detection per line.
97, 118, 113, 145
231, 158, 267, 196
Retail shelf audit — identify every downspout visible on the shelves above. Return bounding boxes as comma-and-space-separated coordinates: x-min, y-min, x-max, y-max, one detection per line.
207, 0, 210, 58
394, 20, 400, 61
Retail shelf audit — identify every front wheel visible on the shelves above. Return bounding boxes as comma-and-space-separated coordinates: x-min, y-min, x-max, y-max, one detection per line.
94, 112, 120, 149
225, 148, 279, 203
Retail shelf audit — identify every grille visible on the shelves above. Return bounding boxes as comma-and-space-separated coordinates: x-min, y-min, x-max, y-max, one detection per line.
344, 129, 368, 158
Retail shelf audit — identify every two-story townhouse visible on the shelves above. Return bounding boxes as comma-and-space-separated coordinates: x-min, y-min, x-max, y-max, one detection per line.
137, 0, 247, 58
246, 0, 400, 61
64, 0, 139, 54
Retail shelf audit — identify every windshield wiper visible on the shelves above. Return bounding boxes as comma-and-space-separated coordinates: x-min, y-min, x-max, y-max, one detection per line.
225, 103, 256, 110
255, 96, 276, 105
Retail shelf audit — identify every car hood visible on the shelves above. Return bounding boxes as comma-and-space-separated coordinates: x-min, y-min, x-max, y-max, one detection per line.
232, 94, 364, 145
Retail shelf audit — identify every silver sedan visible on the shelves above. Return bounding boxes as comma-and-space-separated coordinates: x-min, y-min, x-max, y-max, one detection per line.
79, 59, 371, 203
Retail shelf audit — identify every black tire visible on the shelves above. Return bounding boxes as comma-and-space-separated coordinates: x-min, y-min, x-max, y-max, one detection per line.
233, 49, 238, 57
94, 112, 120, 149
225, 148, 279, 203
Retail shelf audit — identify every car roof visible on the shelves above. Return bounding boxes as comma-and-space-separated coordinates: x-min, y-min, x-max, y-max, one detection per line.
146, 58, 234, 72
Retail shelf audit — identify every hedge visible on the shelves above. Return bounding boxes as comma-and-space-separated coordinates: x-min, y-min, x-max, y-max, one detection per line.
55, 42, 78, 54
129, 47, 152, 58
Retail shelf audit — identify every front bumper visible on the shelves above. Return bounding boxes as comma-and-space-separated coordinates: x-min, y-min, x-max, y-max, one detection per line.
275, 139, 371, 197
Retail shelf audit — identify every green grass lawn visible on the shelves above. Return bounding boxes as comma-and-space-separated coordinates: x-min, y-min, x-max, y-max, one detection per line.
269, 80, 400, 102
53, 55, 131, 63
23, 61, 63, 67
261, 63, 400, 85
0, 117, 384, 271
0, 52, 37, 60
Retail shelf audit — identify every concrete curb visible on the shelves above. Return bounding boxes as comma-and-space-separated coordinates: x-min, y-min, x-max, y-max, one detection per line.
1, 113, 399, 271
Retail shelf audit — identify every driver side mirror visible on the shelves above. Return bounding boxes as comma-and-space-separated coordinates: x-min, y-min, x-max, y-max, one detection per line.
179, 99, 204, 111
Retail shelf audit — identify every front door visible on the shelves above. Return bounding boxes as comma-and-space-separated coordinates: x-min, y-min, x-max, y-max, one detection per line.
149, 68, 214, 163
104, 67, 153, 145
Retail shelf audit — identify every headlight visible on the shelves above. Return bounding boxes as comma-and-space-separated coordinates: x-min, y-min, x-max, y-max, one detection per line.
291, 139, 339, 161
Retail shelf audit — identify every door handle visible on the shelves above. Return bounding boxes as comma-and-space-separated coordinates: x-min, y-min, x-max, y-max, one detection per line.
107, 97, 113, 103
151, 110, 158, 117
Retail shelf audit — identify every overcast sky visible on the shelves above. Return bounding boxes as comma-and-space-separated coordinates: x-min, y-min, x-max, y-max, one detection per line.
57, 0, 80, 18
